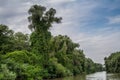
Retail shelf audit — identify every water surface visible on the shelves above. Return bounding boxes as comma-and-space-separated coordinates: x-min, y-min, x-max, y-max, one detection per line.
53, 71, 120, 80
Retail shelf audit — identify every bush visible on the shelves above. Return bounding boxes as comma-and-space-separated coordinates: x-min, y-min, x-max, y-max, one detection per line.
2, 50, 42, 80
0, 64, 16, 80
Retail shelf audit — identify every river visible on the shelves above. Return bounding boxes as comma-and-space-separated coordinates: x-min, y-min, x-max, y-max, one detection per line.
52, 71, 120, 80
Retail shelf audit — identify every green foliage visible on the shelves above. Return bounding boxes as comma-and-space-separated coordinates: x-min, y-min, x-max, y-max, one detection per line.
3, 50, 42, 80
28, 5, 62, 32
94, 63, 104, 72
0, 24, 14, 54
85, 58, 104, 74
4, 50, 39, 64
55, 63, 69, 77
85, 58, 95, 74
0, 64, 16, 80
105, 52, 120, 73
50, 35, 86, 75
28, 5, 62, 68
28, 5, 62, 54
13, 32, 30, 51
48, 57, 73, 78
0, 24, 30, 54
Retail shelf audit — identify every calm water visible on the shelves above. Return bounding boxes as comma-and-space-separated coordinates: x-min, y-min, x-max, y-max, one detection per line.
53, 71, 120, 80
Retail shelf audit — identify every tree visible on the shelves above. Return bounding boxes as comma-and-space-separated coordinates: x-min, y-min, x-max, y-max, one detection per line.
85, 58, 96, 73
28, 5, 62, 66
0, 24, 14, 54
28, 5, 62, 32
13, 32, 30, 51
105, 52, 120, 73
50, 35, 85, 75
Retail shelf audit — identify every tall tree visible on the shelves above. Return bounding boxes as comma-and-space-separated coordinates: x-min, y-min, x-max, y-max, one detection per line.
28, 5, 62, 66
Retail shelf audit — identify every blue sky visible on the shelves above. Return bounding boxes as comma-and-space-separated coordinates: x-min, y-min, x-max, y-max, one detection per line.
0, 0, 120, 64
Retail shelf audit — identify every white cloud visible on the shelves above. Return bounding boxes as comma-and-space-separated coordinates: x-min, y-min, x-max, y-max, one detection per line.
73, 31, 120, 64
0, 7, 3, 12
50, 0, 99, 36
48, 0, 76, 4
108, 15, 120, 24
6, 15, 30, 33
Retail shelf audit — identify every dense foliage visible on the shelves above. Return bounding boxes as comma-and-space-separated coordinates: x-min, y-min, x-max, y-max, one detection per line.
105, 52, 120, 73
0, 5, 103, 80
85, 58, 104, 74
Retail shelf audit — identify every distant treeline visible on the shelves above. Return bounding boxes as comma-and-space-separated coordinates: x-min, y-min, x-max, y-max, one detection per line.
0, 5, 103, 80
105, 52, 120, 73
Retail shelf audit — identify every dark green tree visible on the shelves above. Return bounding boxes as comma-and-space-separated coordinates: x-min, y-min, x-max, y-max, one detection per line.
0, 24, 14, 54
28, 5, 62, 66
105, 52, 120, 73
13, 32, 30, 51
50, 35, 85, 75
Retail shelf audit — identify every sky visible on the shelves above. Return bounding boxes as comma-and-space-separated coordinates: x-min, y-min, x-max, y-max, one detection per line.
0, 0, 120, 64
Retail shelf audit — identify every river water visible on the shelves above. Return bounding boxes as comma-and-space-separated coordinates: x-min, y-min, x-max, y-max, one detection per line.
53, 71, 120, 80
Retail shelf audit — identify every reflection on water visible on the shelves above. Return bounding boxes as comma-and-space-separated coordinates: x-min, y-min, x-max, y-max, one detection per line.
86, 71, 106, 80
53, 74, 86, 80
53, 71, 120, 80
107, 73, 120, 80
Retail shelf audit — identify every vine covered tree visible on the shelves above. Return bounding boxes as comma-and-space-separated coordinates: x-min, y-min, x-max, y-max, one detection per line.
28, 5, 62, 54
